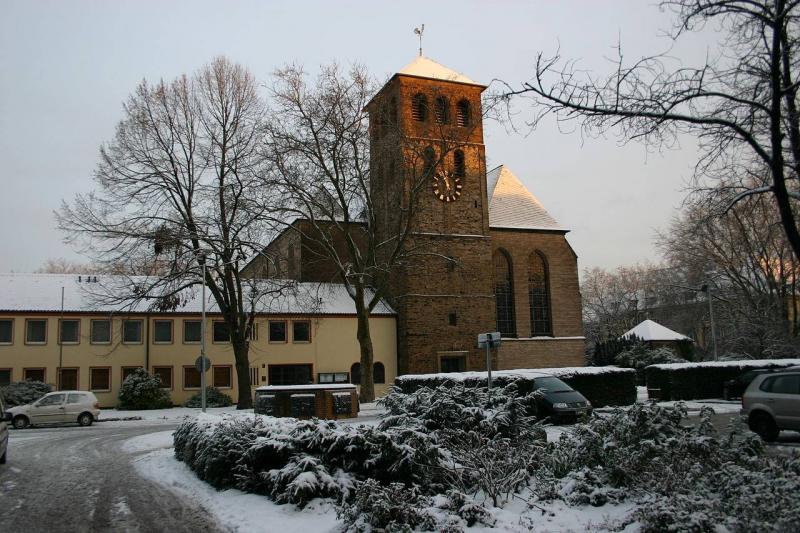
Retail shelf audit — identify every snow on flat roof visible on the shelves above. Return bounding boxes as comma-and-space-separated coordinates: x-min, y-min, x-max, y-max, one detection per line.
649, 358, 800, 370
256, 383, 356, 392
397, 366, 633, 382
397, 56, 480, 86
622, 319, 692, 342
0, 273, 394, 316
486, 165, 565, 231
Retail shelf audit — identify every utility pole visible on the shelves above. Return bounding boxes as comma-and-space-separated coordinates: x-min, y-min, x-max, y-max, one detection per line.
701, 284, 718, 360
201, 257, 207, 413
58, 286, 64, 389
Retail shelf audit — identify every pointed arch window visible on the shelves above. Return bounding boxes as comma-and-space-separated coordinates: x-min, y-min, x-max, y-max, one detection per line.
453, 150, 465, 178
529, 251, 552, 336
412, 93, 428, 122
493, 249, 516, 337
389, 97, 398, 125
434, 96, 449, 124
456, 99, 471, 127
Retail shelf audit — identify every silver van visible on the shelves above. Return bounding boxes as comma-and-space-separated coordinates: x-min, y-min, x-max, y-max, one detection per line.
742, 371, 800, 442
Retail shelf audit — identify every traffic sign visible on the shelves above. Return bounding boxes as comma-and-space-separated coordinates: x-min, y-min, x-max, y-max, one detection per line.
477, 332, 502, 349
195, 356, 211, 373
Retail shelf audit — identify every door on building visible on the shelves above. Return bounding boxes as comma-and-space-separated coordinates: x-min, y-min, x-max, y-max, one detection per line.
58, 368, 79, 390
29, 393, 68, 424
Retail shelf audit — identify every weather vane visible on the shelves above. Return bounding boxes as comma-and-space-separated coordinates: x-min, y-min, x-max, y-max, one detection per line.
414, 24, 425, 57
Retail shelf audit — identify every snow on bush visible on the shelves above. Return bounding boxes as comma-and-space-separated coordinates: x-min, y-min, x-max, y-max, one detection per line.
0, 380, 51, 407
174, 383, 545, 518
531, 403, 800, 532
117, 368, 172, 410
183, 386, 233, 408
615, 343, 685, 382
174, 384, 799, 531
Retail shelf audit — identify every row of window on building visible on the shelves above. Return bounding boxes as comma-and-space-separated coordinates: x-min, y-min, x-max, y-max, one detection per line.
0, 362, 386, 390
493, 249, 553, 338
0, 365, 233, 392
0, 318, 312, 346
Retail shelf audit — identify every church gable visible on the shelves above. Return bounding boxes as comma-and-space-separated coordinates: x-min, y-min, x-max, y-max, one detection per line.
487, 165, 565, 232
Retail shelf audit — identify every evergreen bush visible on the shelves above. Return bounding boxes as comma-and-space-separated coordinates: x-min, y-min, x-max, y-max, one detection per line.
117, 368, 172, 410
184, 387, 233, 408
0, 380, 52, 407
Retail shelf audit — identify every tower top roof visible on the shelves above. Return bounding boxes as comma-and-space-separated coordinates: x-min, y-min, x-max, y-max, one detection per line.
487, 165, 566, 232
396, 55, 483, 86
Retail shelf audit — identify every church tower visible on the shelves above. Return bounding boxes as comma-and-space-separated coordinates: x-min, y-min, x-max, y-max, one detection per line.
366, 56, 496, 375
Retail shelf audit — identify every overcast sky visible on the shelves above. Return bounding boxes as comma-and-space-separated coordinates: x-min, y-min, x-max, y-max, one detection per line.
0, 0, 717, 273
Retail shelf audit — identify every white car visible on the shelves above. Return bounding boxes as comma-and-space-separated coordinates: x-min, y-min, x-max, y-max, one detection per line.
7, 391, 101, 429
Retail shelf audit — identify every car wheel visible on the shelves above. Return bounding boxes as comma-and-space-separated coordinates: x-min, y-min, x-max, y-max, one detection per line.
12, 416, 29, 430
77, 413, 94, 427
750, 413, 779, 442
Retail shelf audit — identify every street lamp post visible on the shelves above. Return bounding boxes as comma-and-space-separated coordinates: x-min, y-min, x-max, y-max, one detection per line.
201, 258, 208, 412
700, 284, 718, 361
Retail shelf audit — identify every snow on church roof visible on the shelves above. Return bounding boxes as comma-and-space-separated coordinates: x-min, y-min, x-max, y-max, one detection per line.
0, 273, 395, 316
621, 319, 692, 342
397, 56, 481, 86
486, 165, 565, 231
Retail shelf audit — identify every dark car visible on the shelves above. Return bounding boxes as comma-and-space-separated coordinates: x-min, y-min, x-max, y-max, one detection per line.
723, 369, 779, 400
531, 376, 592, 423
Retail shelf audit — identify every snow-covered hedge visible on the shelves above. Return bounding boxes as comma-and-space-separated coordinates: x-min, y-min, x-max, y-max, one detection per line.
0, 380, 51, 407
174, 383, 544, 524
645, 358, 800, 401
394, 366, 637, 407
534, 403, 800, 532
118, 368, 172, 409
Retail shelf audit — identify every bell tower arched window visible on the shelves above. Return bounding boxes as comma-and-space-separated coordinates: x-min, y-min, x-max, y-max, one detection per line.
529, 251, 552, 336
434, 96, 449, 124
456, 99, 471, 127
412, 93, 428, 122
493, 249, 516, 337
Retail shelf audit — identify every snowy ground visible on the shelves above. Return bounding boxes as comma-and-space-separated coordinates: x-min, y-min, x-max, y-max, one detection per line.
133, 444, 638, 532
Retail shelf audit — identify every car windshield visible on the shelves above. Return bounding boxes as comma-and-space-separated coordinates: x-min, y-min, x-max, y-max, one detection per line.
533, 377, 573, 393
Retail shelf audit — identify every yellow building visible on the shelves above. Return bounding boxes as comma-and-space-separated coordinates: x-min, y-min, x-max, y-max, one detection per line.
0, 274, 397, 407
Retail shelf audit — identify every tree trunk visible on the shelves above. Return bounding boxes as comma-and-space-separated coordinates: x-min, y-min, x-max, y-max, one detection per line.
232, 339, 253, 409
355, 296, 376, 403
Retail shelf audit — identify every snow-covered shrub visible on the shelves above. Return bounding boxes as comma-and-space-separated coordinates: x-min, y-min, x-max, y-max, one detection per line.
615, 343, 685, 383
183, 387, 233, 408
337, 480, 439, 532
174, 383, 547, 513
117, 368, 172, 410
0, 380, 51, 407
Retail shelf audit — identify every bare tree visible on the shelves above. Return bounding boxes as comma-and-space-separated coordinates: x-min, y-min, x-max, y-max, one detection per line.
498, 0, 800, 259
57, 57, 282, 409
36, 258, 93, 274
262, 64, 475, 402
659, 189, 800, 356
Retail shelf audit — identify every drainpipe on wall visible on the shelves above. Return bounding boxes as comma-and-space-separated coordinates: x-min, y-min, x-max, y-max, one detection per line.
145, 313, 150, 372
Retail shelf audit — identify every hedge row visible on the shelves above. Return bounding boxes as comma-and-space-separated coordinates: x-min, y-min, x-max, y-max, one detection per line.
644, 359, 800, 401
394, 366, 637, 407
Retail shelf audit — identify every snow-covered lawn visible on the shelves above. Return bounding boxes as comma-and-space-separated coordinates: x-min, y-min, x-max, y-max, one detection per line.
100, 406, 240, 422
133, 444, 637, 532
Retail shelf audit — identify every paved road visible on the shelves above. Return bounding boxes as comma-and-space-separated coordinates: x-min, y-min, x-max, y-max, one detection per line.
0, 421, 224, 533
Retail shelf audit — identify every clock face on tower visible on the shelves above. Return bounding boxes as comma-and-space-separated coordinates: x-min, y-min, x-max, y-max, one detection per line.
432, 170, 462, 202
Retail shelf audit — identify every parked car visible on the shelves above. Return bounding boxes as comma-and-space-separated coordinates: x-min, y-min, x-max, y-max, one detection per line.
7, 391, 101, 429
0, 396, 10, 463
723, 369, 780, 400
531, 376, 593, 423
742, 370, 800, 442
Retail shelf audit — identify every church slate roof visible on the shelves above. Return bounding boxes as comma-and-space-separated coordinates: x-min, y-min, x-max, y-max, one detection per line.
397, 56, 481, 86
486, 165, 565, 231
